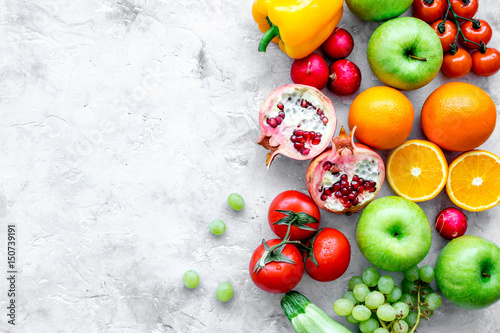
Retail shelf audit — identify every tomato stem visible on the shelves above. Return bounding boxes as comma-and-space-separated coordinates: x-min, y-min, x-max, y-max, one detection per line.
446, 0, 482, 49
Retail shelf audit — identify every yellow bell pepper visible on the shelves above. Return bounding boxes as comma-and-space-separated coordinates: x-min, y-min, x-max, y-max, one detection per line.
252, 0, 344, 59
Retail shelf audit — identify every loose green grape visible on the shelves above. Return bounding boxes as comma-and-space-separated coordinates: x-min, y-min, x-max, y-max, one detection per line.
386, 286, 402, 303
346, 313, 359, 324
404, 311, 418, 328
352, 305, 372, 322
333, 298, 354, 316
183, 270, 200, 289
227, 193, 245, 211
401, 278, 418, 294
349, 276, 364, 290
393, 320, 409, 333
362, 267, 380, 287
353, 283, 371, 302
419, 265, 435, 283
393, 301, 410, 319
425, 293, 443, 310
376, 304, 396, 322
216, 282, 233, 302
374, 328, 390, 333
420, 285, 434, 299
343, 291, 357, 305
377, 275, 395, 294
208, 219, 226, 235
400, 293, 417, 308
359, 318, 379, 333
365, 291, 385, 310
403, 265, 420, 282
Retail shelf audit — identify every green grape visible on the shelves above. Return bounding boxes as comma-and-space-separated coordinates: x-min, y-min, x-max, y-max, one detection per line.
393, 301, 410, 319
393, 320, 409, 333
386, 286, 402, 303
359, 318, 379, 333
346, 313, 359, 324
343, 291, 357, 305
183, 270, 200, 289
208, 219, 226, 235
420, 286, 434, 299
374, 328, 390, 333
400, 293, 417, 308
362, 267, 380, 287
349, 276, 364, 290
352, 305, 372, 322
419, 265, 435, 283
333, 298, 354, 316
376, 304, 396, 322
404, 311, 418, 328
403, 265, 420, 282
227, 193, 245, 211
425, 293, 443, 310
420, 305, 434, 318
401, 278, 418, 294
216, 282, 233, 302
365, 291, 385, 310
377, 275, 395, 294
353, 283, 371, 302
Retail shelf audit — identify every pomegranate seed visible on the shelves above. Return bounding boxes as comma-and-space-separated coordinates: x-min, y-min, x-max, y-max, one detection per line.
357, 186, 365, 193
369, 187, 377, 193
303, 131, 311, 141
341, 195, 349, 203
340, 188, 348, 195
311, 137, 321, 145
352, 175, 359, 182
358, 178, 364, 185
344, 202, 352, 208
322, 161, 332, 171
268, 118, 278, 128
324, 187, 333, 195
348, 193, 356, 200
290, 135, 297, 142
346, 186, 353, 194
296, 135, 305, 143
333, 182, 341, 191
352, 198, 359, 205
351, 181, 359, 189
301, 99, 308, 108
341, 180, 348, 188
322, 117, 329, 125
335, 191, 342, 198
295, 129, 303, 136
277, 102, 284, 110
316, 133, 322, 139
369, 181, 376, 188
321, 193, 328, 201
276, 116, 283, 125
317, 109, 323, 116
279, 111, 285, 119
310, 131, 317, 139
294, 142, 304, 150
300, 148, 310, 155
341, 174, 348, 181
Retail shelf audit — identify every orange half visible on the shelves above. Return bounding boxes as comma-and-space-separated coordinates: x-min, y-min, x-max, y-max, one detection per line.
387, 140, 448, 202
447, 150, 500, 212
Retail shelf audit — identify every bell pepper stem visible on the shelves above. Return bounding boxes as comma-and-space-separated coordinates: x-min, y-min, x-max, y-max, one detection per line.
259, 21, 280, 53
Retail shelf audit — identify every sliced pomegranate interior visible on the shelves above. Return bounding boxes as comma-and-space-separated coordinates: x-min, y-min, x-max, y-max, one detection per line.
306, 126, 385, 214
256, 84, 337, 168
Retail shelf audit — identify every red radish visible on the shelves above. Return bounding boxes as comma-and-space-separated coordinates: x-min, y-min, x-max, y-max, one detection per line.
321, 28, 354, 60
435, 208, 468, 240
328, 60, 361, 96
290, 53, 330, 90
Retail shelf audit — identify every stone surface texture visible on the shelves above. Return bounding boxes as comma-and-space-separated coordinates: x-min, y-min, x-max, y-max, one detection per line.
0, 0, 500, 332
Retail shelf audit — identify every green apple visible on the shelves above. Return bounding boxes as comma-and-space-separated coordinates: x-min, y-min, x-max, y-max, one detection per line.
346, 0, 413, 22
367, 17, 443, 91
435, 235, 500, 310
356, 196, 431, 272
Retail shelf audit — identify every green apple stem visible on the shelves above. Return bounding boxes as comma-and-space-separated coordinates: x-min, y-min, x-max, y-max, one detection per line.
407, 54, 427, 61
483, 272, 491, 278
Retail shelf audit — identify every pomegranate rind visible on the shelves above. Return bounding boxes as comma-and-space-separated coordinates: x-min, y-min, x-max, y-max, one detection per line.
306, 127, 385, 214
256, 84, 337, 168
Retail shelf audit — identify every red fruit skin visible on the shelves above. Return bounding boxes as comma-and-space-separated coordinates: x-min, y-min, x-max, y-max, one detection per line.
435, 208, 468, 240
471, 48, 500, 76
321, 28, 354, 60
305, 228, 351, 282
460, 20, 493, 50
291, 53, 330, 90
328, 60, 362, 96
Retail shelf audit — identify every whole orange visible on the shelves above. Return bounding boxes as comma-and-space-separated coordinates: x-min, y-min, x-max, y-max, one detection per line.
348, 86, 414, 150
421, 82, 496, 152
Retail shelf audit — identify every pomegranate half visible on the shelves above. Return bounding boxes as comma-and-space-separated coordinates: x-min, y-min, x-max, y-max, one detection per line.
256, 84, 337, 168
306, 126, 385, 214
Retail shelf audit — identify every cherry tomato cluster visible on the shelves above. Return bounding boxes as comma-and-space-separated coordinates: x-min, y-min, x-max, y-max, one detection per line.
412, 0, 500, 78
248, 190, 351, 294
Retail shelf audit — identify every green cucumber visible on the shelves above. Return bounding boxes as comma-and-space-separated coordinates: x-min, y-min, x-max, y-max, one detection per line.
281, 291, 353, 333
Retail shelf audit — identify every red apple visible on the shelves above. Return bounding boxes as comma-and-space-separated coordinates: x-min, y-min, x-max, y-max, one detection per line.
290, 53, 330, 90
435, 208, 468, 240
321, 28, 354, 60
328, 59, 362, 96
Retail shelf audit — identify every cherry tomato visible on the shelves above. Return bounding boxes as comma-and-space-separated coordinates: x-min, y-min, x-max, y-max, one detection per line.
304, 228, 351, 282
430, 20, 458, 52
412, 0, 447, 23
249, 239, 304, 293
268, 190, 320, 241
471, 48, 500, 76
448, 0, 478, 21
460, 19, 493, 49
441, 48, 472, 78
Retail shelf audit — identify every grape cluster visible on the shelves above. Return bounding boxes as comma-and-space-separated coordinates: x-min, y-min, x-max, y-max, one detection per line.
333, 265, 442, 333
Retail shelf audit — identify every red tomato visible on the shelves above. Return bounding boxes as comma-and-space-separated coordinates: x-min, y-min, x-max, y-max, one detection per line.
412, 0, 447, 23
304, 228, 351, 282
249, 239, 304, 293
460, 20, 493, 49
441, 48, 472, 78
430, 20, 458, 52
268, 190, 320, 241
448, 0, 478, 21
471, 48, 500, 76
